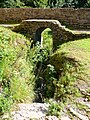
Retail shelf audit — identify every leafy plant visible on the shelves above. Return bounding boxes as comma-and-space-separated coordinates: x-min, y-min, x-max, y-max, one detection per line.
48, 99, 64, 117
27, 42, 50, 101
43, 64, 57, 98
0, 0, 24, 8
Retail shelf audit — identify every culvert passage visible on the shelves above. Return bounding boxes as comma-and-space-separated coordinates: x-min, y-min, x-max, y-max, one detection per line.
32, 28, 57, 103
34, 28, 53, 51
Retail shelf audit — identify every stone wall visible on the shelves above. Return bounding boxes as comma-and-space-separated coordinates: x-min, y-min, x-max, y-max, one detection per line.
0, 8, 90, 29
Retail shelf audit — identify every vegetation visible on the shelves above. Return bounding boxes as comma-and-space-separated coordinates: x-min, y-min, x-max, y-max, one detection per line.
48, 38, 90, 117
47, 0, 90, 8
0, 0, 24, 8
0, 26, 35, 114
0, 26, 53, 114
0, 26, 90, 118
0, 0, 90, 8
42, 28, 53, 54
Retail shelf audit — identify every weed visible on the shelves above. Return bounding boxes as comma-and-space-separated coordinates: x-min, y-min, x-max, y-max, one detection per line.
48, 99, 64, 117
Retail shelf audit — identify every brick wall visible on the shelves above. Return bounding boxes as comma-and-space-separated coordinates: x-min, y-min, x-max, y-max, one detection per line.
0, 8, 90, 29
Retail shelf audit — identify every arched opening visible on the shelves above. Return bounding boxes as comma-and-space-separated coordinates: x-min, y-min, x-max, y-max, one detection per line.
42, 28, 53, 53
34, 27, 53, 53
34, 27, 45, 43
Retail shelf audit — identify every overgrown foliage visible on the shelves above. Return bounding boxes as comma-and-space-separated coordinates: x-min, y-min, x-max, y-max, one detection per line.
0, 0, 24, 8
42, 28, 53, 54
0, 25, 90, 119
0, 27, 35, 114
0, 0, 90, 8
48, 0, 90, 8
47, 38, 90, 117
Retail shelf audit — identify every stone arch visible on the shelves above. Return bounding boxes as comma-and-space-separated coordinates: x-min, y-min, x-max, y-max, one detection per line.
13, 20, 61, 47
13, 19, 80, 50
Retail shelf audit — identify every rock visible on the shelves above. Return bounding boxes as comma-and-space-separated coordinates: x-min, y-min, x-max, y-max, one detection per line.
4, 102, 90, 120
82, 102, 90, 108
69, 108, 89, 120
60, 116, 71, 120
1, 113, 10, 119
11, 103, 49, 120
45, 116, 59, 120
